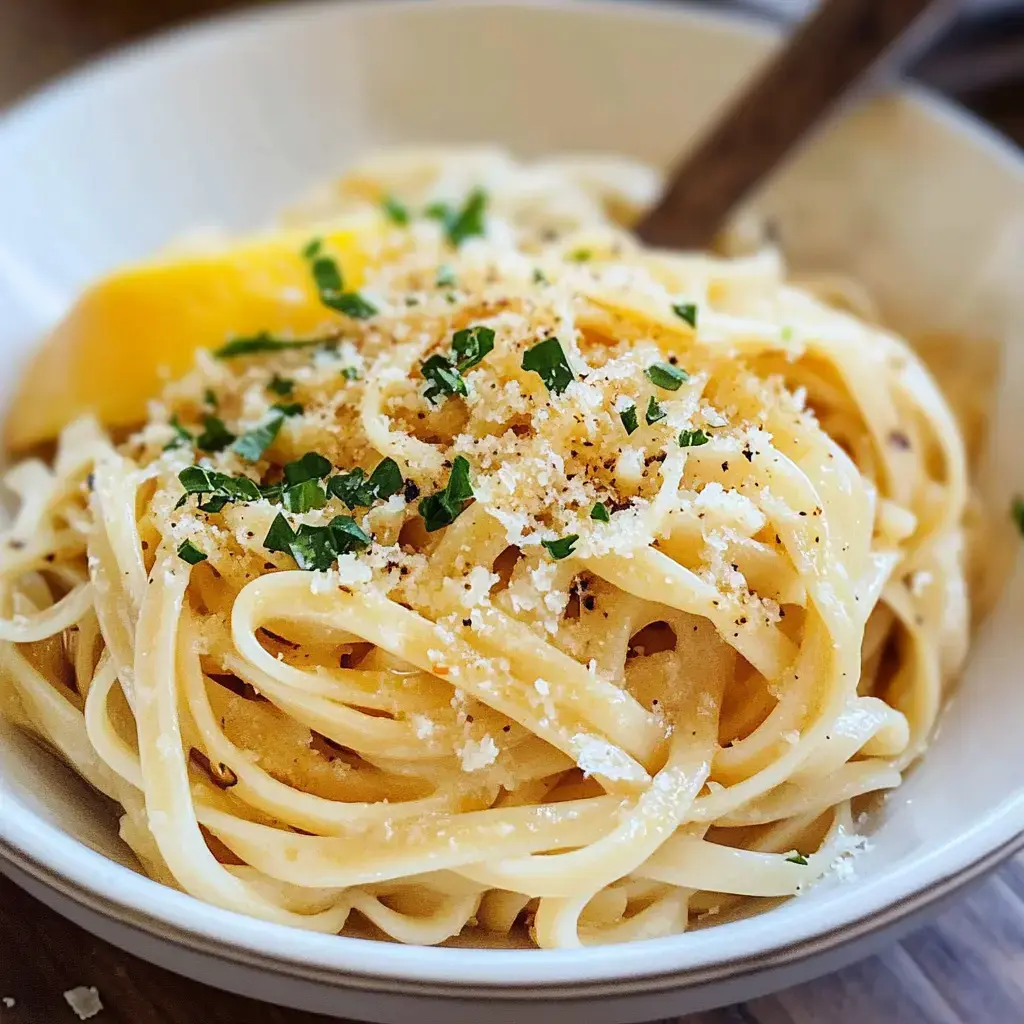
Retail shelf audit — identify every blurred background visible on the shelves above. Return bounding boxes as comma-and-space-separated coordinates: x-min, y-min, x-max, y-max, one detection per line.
0, 0, 1022, 145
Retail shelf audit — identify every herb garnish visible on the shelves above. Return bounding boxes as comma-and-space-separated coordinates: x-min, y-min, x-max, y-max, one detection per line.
620, 403, 639, 436
678, 428, 710, 447
421, 354, 467, 403
283, 478, 327, 514
268, 375, 294, 397
435, 264, 457, 288
452, 326, 495, 372
419, 456, 473, 532
196, 416, 236, 453
569, 249, 592, 263
785, 853, 809, 866
214, 332, 330, 359
177, 467, 262, 509
271, 402, 303, 417
177, 540, 207, 565
521, 337, 575, 395
427, 188, 488, 247
672, 302, 698, 328
204, 388, 219, 409
1012, 497, 1024, 536
231, 412, 285, 462
164, 415, 194, 451
284, 452, 333, 486
645, 396, 666, 425
590, 502, 610, 523
302, 237, 378, 320
382, 195, 410, 225
327, 457, 404, 509
646, 362, 689, 391
542, 534, 579, 560
263, 513, 370, 571
341, 366, 361, 381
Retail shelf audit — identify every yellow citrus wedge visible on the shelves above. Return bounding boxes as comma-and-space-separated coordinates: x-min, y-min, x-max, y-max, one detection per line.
5, 220, 375, 451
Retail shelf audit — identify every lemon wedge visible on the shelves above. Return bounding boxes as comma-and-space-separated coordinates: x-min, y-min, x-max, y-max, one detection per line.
5, 221, 374, 451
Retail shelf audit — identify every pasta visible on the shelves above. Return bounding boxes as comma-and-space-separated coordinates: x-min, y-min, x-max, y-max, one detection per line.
0, 149, 970, 949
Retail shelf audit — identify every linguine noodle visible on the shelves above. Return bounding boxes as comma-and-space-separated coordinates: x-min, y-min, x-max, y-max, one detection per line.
0, 150, 969, 948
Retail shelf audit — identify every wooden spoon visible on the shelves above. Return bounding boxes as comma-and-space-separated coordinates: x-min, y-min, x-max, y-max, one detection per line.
636, 0, 957, 250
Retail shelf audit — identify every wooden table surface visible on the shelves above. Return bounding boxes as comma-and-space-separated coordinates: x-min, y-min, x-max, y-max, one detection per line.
1, 3, 1022, 1023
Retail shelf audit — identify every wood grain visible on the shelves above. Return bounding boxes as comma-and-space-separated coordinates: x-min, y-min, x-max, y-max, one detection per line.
637, 0, 956, 249
0, 3, 1022, 1024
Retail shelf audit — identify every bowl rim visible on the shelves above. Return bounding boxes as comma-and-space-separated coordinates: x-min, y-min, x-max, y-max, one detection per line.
1, 0, 1023, 996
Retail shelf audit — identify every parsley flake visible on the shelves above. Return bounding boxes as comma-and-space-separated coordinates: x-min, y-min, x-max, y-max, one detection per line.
452, 325, 495, 373
1012, 496, 1024, 536
214, 332, 330, 359
419, 456, 473, 532
429, 188, 487, 247
435, 264, 457, 288
232, 412, 285, 462
271, 401, 304, 417
620, 403, 639, 435
196, 415, 235, 453
164, 415, 194, 451
679, 428, 710, 448
542, 534, 579, 560
646, 362, 689, 391
645, 396, 666, 425
177, 540, 207, 565
283, 478, 327, 514
569, 249, 592, 263
521, 337, 575, 395
591, 502, 610, 523
381, 195, 410, 225
327, 457, 403, 509
421, 354, 467, 403
672, 302, 698, 328
264, 513, 296, 555
268, 375, 294, 397
341, 366, 361, 381
178, 467, 262, 504
786, 853, 809, 866
301, 238, 378, 320
204, 388, 219, 409
284, 452, 333, 486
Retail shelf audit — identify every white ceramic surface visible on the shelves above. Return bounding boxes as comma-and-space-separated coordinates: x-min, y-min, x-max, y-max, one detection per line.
1, 2, 1023, 1022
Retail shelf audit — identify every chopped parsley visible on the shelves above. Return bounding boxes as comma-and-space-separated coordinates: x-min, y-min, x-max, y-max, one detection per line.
381, 195, 410, 225
542, 534, 579, 560
231, 412, 285, 462
196, 415, 235, 453
177, 540, 207, 565
178, 466, 262, 503
271, 401, 303, 417
620, 403, 639, 435
341, 366, 361, 381
645, 396, 666, 425
521, 337, 575, 395
302, 237, 378, 320
204, 388, 219, 409
283, 478, 327, 514
679, 428, 710, 447
264, 513, 371, 571
419, 456, 473, 532
646, 362, 689, 391
786, 853, 809, 866
327, 457, 404, 509
590, 502, 610, 523
569, 248, 592, 263
427, 188, 488, 247
164, 415, 194, 451
672, 302, 698, 328
1013, 496, 1024, 536
214, 332, 330, 359
435, 264, 456, 288
421, 354, 467, 403
532, 267, 548, 285
452, 325, 495, 373
268, 375, 294, 397
284, 451, 333, 486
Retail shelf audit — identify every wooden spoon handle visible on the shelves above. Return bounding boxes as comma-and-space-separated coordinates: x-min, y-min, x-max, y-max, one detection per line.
636, 0, 955, 250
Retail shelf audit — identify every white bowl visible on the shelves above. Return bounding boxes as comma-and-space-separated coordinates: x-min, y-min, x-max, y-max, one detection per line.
1, 2, 1022, 1021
